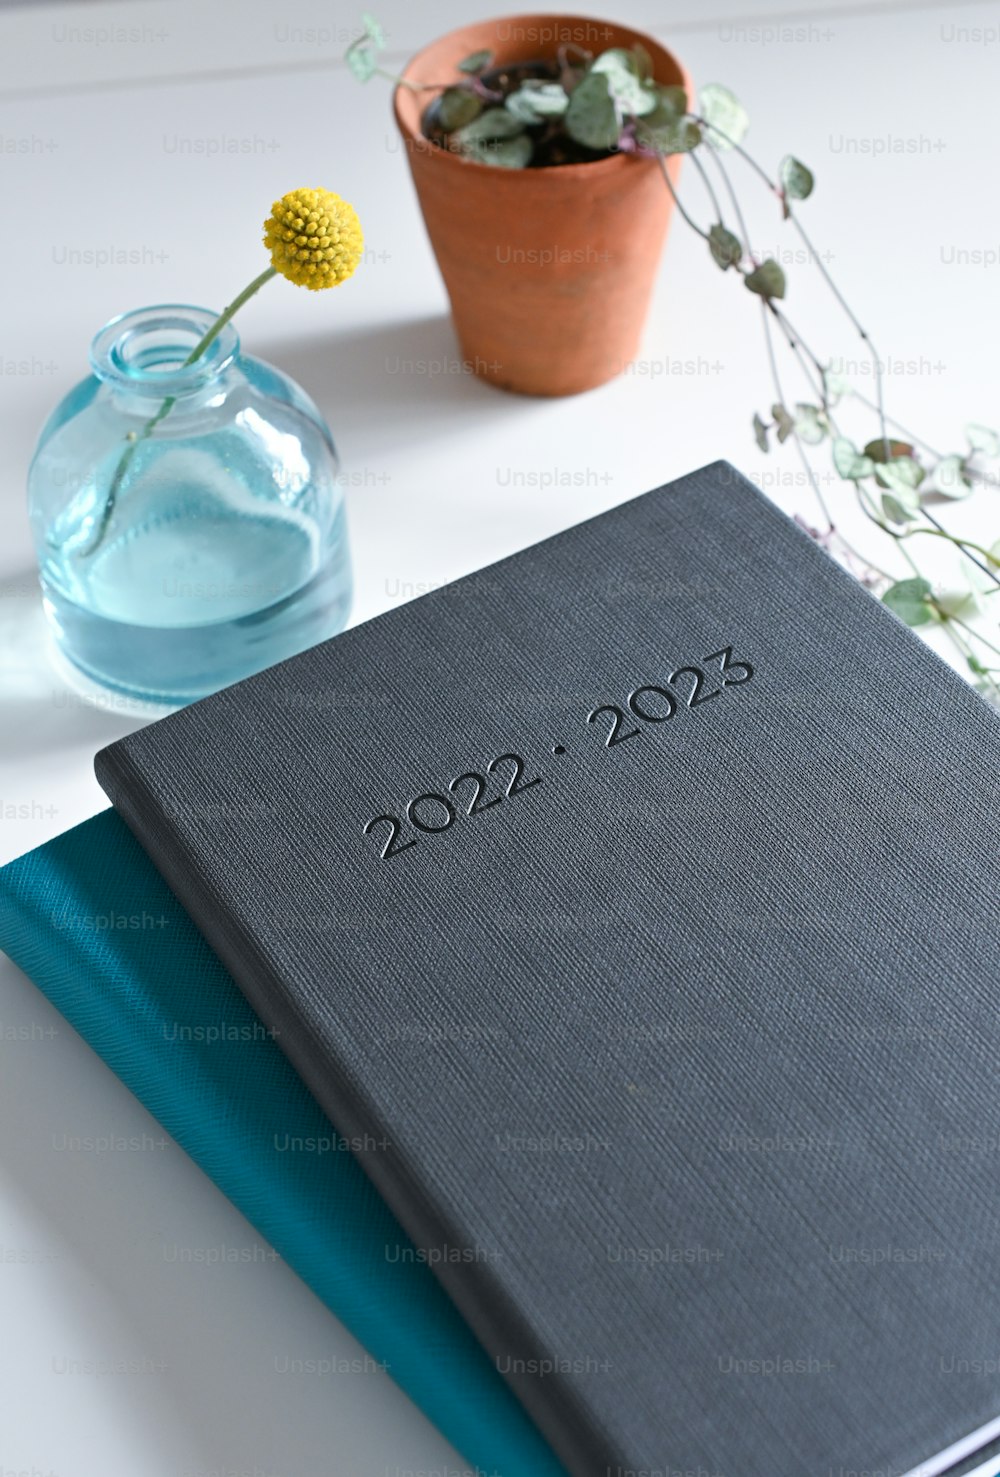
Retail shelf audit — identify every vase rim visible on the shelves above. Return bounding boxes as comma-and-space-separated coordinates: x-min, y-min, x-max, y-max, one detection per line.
90, 304, 239, 396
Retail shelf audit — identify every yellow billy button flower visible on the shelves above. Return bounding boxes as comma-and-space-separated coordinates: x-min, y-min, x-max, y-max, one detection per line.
263, 188, 365, 291
85, 189, 364, 556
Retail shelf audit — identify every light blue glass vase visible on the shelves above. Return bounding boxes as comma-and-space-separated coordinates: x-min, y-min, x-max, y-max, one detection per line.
28, 305, 352, 706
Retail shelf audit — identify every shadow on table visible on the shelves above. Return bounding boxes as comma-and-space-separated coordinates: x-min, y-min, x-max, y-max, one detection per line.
1, 315, 547, 762
0, 953, 456, 1476
257, 310, 548, 458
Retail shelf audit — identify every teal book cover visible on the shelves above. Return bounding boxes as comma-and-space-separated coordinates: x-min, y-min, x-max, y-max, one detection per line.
0, 808, 565, 1477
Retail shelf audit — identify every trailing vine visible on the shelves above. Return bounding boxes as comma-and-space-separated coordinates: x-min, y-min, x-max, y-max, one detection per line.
348, 15, 1000, 703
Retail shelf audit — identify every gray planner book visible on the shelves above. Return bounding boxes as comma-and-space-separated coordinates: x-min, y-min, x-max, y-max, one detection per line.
96, 461, 1000, 1477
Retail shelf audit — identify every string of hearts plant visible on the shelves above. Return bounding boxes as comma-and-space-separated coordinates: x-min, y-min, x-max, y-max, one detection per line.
347, 15, 1000, 704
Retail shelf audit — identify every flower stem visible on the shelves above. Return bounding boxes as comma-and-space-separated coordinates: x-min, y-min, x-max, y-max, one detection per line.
759, 302, 832, 530
667, 123, 1000, 613
82, 266, 278, 558
688, 151, 724, 228
182, 266, 277, 365
693, 114, 892, 461
653, 150, 709, 241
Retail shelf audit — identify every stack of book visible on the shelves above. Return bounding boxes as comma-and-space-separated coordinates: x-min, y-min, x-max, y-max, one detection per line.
4, 463, 1000, 1477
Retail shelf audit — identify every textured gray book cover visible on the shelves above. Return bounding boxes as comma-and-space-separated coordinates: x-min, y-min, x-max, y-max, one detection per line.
96, 461, 1000, 1477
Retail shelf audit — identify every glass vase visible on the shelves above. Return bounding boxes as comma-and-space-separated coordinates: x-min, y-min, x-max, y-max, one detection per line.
27, 304, 352, 706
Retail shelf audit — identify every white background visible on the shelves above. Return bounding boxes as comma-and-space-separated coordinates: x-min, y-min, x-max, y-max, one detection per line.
1, 0, 999, 1472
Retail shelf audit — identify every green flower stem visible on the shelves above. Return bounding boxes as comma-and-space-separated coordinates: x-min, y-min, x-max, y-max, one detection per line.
932, 614, 1000, 705
183, 266, 278, 364
683, 145, 871, 564
704, 147, 754, 273
921, 507, 1000, 590
688, 152, 724, 227
855, 486, 927, 581
694, 113, 892, 461
900, 526, 1000, 565
948, 615, 1000, 663
767, 309, 832, 412
767, 307, 839, 429
759, 308, 888, 586
706, 126, 1000, 608
759, 300, 833, 530
653, 151, 711, 243
897, 541, 923, 580
375, 67, 437, 91
704, 155, 842, 535
759, 309, 888, 586
83, 265, 278, 558
667, 127, 998, 611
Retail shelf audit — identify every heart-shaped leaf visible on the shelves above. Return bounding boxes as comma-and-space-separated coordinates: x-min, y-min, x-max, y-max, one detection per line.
652, 83, 689, 118
780, 155, 814, 202
745, 259, 786, 300
883, 578, 934, 627
772, 403, 795, 444
794, 403, 827, 445
823, 369, 851, 404
863, 437, 914, 464
709, 224, 743, 270
347, 44, 378, 82
877, 456, 924, 507
436, 87, 483, 132
699, 83, 749, 149
925, 453, 972, 499
966, 422, 1000, 457
505, 80, 569, 123
564, 70, 620, 149
753, 413, 769, 453
591, 48, 658, 116
881, 492, 916, 525
461, 133, 533, 168
637, 108, 700, 154
454, 105, 525, 144
505, 89, 544, 125
832, 437, 874, 481
935, 585, 981, 622
457, 48, 493, 74
361, 12, 386, 47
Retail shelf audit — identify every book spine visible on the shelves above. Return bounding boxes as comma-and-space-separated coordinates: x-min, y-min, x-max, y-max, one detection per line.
93, 746, 608, 1477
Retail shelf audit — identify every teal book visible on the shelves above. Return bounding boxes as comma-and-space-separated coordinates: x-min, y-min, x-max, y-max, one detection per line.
0, 808, 566, 1477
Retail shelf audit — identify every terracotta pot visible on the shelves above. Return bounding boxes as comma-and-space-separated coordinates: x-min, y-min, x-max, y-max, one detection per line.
393, 14, 691, 397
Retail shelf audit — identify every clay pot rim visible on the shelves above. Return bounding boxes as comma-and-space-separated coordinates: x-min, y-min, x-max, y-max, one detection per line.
392, 11, 693, 183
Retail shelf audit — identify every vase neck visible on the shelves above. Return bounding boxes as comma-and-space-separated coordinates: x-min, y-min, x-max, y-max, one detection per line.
90, 305, 238, 402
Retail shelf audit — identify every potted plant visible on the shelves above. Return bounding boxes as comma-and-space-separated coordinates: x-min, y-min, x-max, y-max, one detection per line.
348, 14, 1000, 702
377, 13, 692, 397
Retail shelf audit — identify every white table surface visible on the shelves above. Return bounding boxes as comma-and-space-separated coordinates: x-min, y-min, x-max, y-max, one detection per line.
1, 0, 999, 1471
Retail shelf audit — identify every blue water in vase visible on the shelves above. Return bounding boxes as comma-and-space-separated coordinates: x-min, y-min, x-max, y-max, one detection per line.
28, 305, 353, 706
